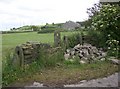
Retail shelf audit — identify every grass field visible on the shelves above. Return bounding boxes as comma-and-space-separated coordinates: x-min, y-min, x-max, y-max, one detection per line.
2, 31, 79, 58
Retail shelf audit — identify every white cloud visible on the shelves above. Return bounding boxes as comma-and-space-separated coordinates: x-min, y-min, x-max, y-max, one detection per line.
0, 0, 99, 31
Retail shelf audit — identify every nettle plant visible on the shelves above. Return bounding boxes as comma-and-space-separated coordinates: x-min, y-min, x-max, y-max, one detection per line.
106, 34, 119, 58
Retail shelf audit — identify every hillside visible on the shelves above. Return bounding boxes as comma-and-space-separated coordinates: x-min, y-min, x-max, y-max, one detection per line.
10, 25, 41, 31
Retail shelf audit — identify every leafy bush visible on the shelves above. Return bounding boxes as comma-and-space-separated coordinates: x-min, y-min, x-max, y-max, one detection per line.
38, 25, 65, 33
2, 52, 22, 86
106, 35, 119, 58
38, 29, 55, 33
2, 31, 34, 34
90, 4, 120, 42
85, 30, 107, 49
86, 3, 120, 58
66, 33, 82, 48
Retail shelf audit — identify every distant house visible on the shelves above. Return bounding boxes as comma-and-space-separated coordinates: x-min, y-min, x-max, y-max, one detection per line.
61, 21, 81, 30
100, 0, 120, 4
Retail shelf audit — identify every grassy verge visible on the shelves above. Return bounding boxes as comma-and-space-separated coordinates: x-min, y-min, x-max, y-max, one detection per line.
9, 60, 118, 87
2, 48, 64, 86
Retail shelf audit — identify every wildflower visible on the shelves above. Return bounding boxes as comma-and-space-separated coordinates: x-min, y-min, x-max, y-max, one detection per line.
100, 25, 103, 27
109, 41, 112, 44
108, 47, 110, 49
113, 48, 116, 50
112, 51, 115, 53
117, 47, 119, 50
108, 34, 110, 37
117, 41, 119, 43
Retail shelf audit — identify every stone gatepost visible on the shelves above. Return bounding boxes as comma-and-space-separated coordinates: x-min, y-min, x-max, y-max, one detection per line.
54, 31, 61, 47
14, 46, 24, 67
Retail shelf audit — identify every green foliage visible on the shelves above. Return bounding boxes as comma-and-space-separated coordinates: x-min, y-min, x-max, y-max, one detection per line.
2, 52, 22, 86
39, 23, 65, 33
87, 4, 120, 57
86, 30, 107, 48
67, 33, 81, 48
2, 31, 33, 34
31, 25, 39, 31
2, 47, 119, 86
38, 48, 64, 67
87, 3, 101, 18
90, 4, 120, 41
10, 25, 41, 31
64, 58, 80, 66
39, 26, 56, 33
38, 29, 55, 33
106, 35, 119, 57
2, 47, 64, 86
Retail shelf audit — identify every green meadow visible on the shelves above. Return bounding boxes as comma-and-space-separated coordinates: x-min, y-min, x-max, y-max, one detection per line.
2, 31, 79, 58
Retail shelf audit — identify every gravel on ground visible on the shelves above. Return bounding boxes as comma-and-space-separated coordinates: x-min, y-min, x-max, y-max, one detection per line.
24, 72, 120, 88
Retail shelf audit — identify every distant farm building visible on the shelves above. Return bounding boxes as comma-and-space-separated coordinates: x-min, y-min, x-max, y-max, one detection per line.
61, 21, 81, 30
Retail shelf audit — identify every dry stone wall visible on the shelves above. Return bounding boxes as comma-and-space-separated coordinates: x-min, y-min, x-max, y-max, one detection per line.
13, 41, 51, 67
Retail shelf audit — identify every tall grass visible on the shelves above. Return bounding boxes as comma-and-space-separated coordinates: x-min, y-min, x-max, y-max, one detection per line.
2, 47, 65, 86
65, 33, 81, 48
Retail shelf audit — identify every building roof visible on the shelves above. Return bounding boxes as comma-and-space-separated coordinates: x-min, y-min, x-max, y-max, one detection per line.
100, 0, 120, 4
62, 21, 80, 30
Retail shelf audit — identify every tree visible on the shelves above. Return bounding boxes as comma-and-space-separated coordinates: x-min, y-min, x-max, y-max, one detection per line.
46, 23, 48, 26
91, 4, 120, 41
31, 25, 39, 31
87, 4, 120, 57
87, 3, 101, 17
86, 4, 101, 29
52, 23, 54, 25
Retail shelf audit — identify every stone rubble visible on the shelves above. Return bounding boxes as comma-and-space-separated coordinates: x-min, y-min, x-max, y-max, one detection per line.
64, 43, 107, 63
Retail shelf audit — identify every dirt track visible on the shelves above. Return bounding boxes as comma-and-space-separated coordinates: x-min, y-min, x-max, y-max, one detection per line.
64, 72, 119, 87
24, 72, 119, 88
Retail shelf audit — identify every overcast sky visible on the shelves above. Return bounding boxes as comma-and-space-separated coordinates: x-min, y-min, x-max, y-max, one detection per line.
0, 0, 99, 31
